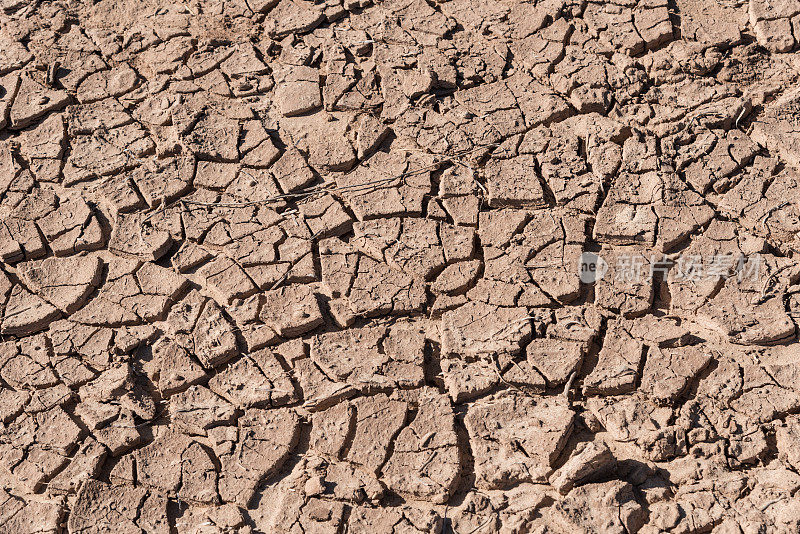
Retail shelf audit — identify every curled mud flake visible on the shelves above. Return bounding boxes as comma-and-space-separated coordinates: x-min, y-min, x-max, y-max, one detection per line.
679, 0, 743, 47
346, 393, 409, 475
9, 74, 70, 130
345, 254, 427, 318
271, 492, 347, 533
355, 114, 391, 160
171, 385, 236, 436
274, 65, 322, 117
18, 255, 103, 314
309, 401, 354, 459
464, 392, 575, 489
259, 283, 324, 338
0, 39, 32, 73
0, 333, 58, 389
62, 133, 138, 187
551, 480, 646, 533
215, 407, 301, 507
594, 173, 660, 246
19, 110, 65, 163
171, 241, 213, 273
583, 320, 645, 396
264, 0, 325, 39
333, 150, 431, 220
593, 247, 655, 317
640, 345, 713, 405
525, 338, 587, 389
749, 0, 800, 52
1, 284, 61, 336
268, 146, 315, 194
0, 405, 82, 493
134, 426, 219, 504
68, 480, 170, 534
484, 154, 547, 209
282, 111, 357, 173
191, 298, 239, 369
0, 217, 47, 264
431, 259, 482, 295
441, 301, 533, 359
208, 348, 298, 408
0, 389, 29, 425
194, 160, 238, 191
0, 489, 63, 533
239, 120, 281, 168
47, 436, 107, 495
197, 256, 258, 304
776, 414, 800, 471
381, 389, 462, 503
292, 356, 357, 410
185, 112, 240, 162
299, 195, 353, 239
139, 338, 206, 397
131, 156, 194, 208
47, 319, 113, 386
174, 503, 249, 533
76, 64, 140, 104
72, 260, 188, 326
441, 356, 503, 403
751, 87, 800, 172
310, 322, 426, 392
549, 440, 616, 495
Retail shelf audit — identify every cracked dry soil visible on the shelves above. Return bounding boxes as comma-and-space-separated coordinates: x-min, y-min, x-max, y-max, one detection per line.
1, 0, 800, 532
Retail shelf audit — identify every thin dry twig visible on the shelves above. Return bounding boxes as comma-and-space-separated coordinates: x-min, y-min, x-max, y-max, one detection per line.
760, 262, 795, 300
139, 142, 501, 228
562, 370, 578, 399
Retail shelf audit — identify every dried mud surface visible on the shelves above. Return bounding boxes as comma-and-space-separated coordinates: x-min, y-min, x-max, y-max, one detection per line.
1, 0, 800, 532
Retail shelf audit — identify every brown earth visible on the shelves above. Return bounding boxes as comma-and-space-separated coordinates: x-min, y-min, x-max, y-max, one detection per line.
1, 0, 800, 532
